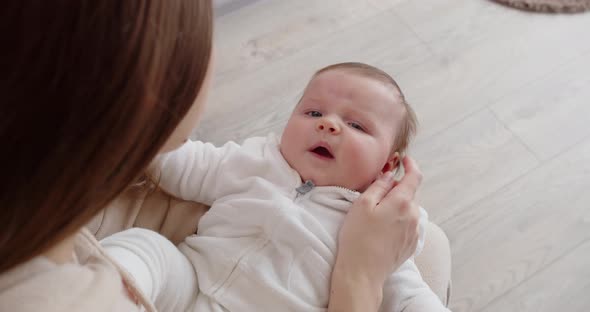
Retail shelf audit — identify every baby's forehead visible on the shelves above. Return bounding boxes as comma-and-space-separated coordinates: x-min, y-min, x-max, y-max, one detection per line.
306, 69, 402, 99
303, 70, 404, 114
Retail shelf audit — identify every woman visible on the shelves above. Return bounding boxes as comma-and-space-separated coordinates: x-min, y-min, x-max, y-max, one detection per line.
0, 1, 432, 311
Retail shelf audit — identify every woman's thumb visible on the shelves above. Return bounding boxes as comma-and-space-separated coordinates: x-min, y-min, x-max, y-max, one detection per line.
359, 171, 396, 206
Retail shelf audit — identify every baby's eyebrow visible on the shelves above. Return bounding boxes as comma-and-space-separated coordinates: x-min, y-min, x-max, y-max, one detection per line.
347, 107, 370, 119
358, 109, 382, 128
360, 118, 376, 130
346, 110, 373, 126
302, 96, 321, 104
298, 97, 322, 108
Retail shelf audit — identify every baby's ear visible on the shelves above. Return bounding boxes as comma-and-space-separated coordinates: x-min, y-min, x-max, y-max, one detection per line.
381, 152, 401, 174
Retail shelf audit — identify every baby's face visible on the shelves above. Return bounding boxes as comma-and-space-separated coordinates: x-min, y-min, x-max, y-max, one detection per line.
280, 70, 405, 192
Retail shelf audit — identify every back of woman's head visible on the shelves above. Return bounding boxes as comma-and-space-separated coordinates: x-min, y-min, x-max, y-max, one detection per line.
0, 1, 213, 273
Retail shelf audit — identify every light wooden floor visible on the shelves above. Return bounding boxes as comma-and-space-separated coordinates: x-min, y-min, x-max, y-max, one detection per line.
199, 1, 590, 311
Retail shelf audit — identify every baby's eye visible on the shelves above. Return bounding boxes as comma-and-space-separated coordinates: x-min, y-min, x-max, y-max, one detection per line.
306, 111, 322, 117
348, 122, 365, 132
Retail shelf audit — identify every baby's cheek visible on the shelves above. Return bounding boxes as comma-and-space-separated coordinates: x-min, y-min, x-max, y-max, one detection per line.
348, 145, 376, 176
355, 140, 379, 162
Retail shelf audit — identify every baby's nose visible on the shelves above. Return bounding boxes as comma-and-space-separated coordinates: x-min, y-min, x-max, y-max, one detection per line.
316, 119, 340, 134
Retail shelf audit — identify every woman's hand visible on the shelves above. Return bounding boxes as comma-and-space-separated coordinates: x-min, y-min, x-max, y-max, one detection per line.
328, 156, 423, 312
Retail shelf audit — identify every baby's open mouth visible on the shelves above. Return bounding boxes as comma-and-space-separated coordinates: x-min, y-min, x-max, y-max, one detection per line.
311, 146, 334, 159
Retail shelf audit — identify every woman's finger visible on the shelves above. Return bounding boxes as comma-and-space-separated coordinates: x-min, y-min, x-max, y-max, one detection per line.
390, 156, 423, 200
358, 171, 396, 208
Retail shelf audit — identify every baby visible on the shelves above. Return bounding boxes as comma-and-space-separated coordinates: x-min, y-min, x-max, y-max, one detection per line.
102, 62, 450, 311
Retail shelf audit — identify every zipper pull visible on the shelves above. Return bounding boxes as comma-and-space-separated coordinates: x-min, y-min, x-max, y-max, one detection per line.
296, 180, 315, 195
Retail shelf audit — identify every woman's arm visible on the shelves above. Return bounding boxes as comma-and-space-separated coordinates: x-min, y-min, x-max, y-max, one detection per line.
328, 156, 423, 312
328, 264, 384, 311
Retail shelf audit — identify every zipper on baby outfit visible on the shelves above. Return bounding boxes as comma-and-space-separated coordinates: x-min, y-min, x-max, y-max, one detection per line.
331, 185, 357, 194
294, 180, 315, 201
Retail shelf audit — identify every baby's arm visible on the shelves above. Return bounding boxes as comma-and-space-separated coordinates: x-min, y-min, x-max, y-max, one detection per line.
380, 259, 451, 312
101, 228, 199, 311
379, 207, 451, 311
150, 140, 240, 205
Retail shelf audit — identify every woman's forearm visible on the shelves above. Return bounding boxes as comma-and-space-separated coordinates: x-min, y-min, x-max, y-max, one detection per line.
328, 263, 383, 312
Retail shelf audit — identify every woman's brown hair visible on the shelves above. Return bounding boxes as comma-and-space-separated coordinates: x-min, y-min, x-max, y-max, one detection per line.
0, 1, 213, 273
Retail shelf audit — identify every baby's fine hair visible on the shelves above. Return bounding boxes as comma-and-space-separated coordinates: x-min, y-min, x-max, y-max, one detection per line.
312, 62, 418, 155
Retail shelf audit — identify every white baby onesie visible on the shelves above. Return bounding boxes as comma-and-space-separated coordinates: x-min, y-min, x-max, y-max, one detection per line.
103, 134, 450, 312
